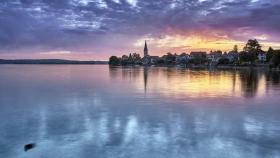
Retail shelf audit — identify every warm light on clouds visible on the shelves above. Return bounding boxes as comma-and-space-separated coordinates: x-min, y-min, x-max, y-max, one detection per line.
254, 34, 269, 41
133, 28, 280, 55
135, 34, 244, 53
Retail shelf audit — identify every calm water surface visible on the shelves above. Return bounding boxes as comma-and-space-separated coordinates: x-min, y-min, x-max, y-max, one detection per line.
0, 65, 280, 158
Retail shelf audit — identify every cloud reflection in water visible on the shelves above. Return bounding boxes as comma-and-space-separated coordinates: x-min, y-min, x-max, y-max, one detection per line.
0, 65, 280, 158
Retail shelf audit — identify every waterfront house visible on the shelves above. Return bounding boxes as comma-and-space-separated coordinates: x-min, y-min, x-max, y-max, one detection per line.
150, 56, 160, 64
226, 51, 239, 63
257, 51, 266, 63
176, 53, 190, 64
208, 51, 223, 62
190, 52, 207, 59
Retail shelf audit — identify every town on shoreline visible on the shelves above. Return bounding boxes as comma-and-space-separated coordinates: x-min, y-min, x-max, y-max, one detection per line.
109, 39, 280, 69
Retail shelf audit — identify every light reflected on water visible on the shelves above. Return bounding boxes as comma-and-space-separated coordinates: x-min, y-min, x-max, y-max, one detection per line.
110, 66, 280, 99
0, 65, 280, 158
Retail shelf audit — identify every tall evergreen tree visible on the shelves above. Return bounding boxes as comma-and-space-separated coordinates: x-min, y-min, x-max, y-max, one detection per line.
243, 39, 262, 63
267, 47, 274, 62
233, 45, 238, 53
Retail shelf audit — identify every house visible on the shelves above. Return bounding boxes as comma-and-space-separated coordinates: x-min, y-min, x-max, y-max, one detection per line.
258, 51, 266, 63
226, 51, 239, 63
190, 52, 207, 59
176, 53, 190, 64
208, 51, 223, 62
150, 56, 160, 64
142, 56, 150, 65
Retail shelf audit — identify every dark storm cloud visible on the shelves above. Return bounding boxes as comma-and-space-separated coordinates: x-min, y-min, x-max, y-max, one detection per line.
0, 0, 279, 53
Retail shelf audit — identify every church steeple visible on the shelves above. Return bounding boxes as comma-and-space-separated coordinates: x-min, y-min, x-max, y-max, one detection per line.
144, 40, 148, 57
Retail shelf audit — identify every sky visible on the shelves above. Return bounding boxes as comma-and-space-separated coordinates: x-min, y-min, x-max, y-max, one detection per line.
0, 0, 280, 60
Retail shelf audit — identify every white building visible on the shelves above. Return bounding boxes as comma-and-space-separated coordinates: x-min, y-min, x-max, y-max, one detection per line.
258, 51, 266, 63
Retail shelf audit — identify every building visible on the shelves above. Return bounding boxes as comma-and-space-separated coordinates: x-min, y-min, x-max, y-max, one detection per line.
190, 52, 207, 59
258, 51, 266, 63
176, 53, 190, 64
143, 40, 151, 65
226, 51, 239, 63
144, 40, 148, 57
208, 51, 223, 62
150, 56, 160, 64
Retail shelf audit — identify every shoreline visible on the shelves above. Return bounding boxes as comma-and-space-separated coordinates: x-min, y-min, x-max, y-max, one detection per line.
0, 59, 108, 65
1, 62, 279, 71
109, 64, 280, 71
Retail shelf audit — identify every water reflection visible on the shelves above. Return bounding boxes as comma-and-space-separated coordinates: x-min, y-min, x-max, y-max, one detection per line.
239, 70, 259, 98
109, 66, 280, 99
266, 71, 280, 85
2, 101, 280, 158
0, 65, 280, 158
144, 67, 148, 93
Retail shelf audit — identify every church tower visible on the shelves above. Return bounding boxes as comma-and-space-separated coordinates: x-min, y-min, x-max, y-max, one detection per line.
144, 40, 148, 57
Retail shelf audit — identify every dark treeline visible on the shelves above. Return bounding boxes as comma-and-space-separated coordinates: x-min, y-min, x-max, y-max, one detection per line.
0, 59, 108, 65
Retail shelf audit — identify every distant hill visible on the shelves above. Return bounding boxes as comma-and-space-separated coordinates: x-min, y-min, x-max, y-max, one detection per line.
0, 59, 108, 65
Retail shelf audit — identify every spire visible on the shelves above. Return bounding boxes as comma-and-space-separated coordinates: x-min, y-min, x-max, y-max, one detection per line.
144, 40, 147, 50
144, 40, 148, 57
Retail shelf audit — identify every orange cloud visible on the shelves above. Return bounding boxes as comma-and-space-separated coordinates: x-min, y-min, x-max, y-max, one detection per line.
134, 29, 280, 56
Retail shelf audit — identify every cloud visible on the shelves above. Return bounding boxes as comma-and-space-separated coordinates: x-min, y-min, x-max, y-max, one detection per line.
39, 50, 72, 55
0, 0, 280, 59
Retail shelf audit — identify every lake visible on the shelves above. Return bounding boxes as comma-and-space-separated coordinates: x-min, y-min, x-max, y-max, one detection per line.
0, 65, 280, 158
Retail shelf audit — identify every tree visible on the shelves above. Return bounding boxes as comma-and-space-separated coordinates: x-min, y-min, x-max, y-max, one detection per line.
233, 45, 238, 53
242, 39, 262, 63
271, 50, 280, 68
127, 53, 133, 64
218, 58, 230, 65
121, 55, 129, 65
267, 47, 274, 62
244, 39, 262, 52
109, 56, 120, 65
132, 53, 142, 64
165, 53, 176, 64
239, 51, 255, 64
